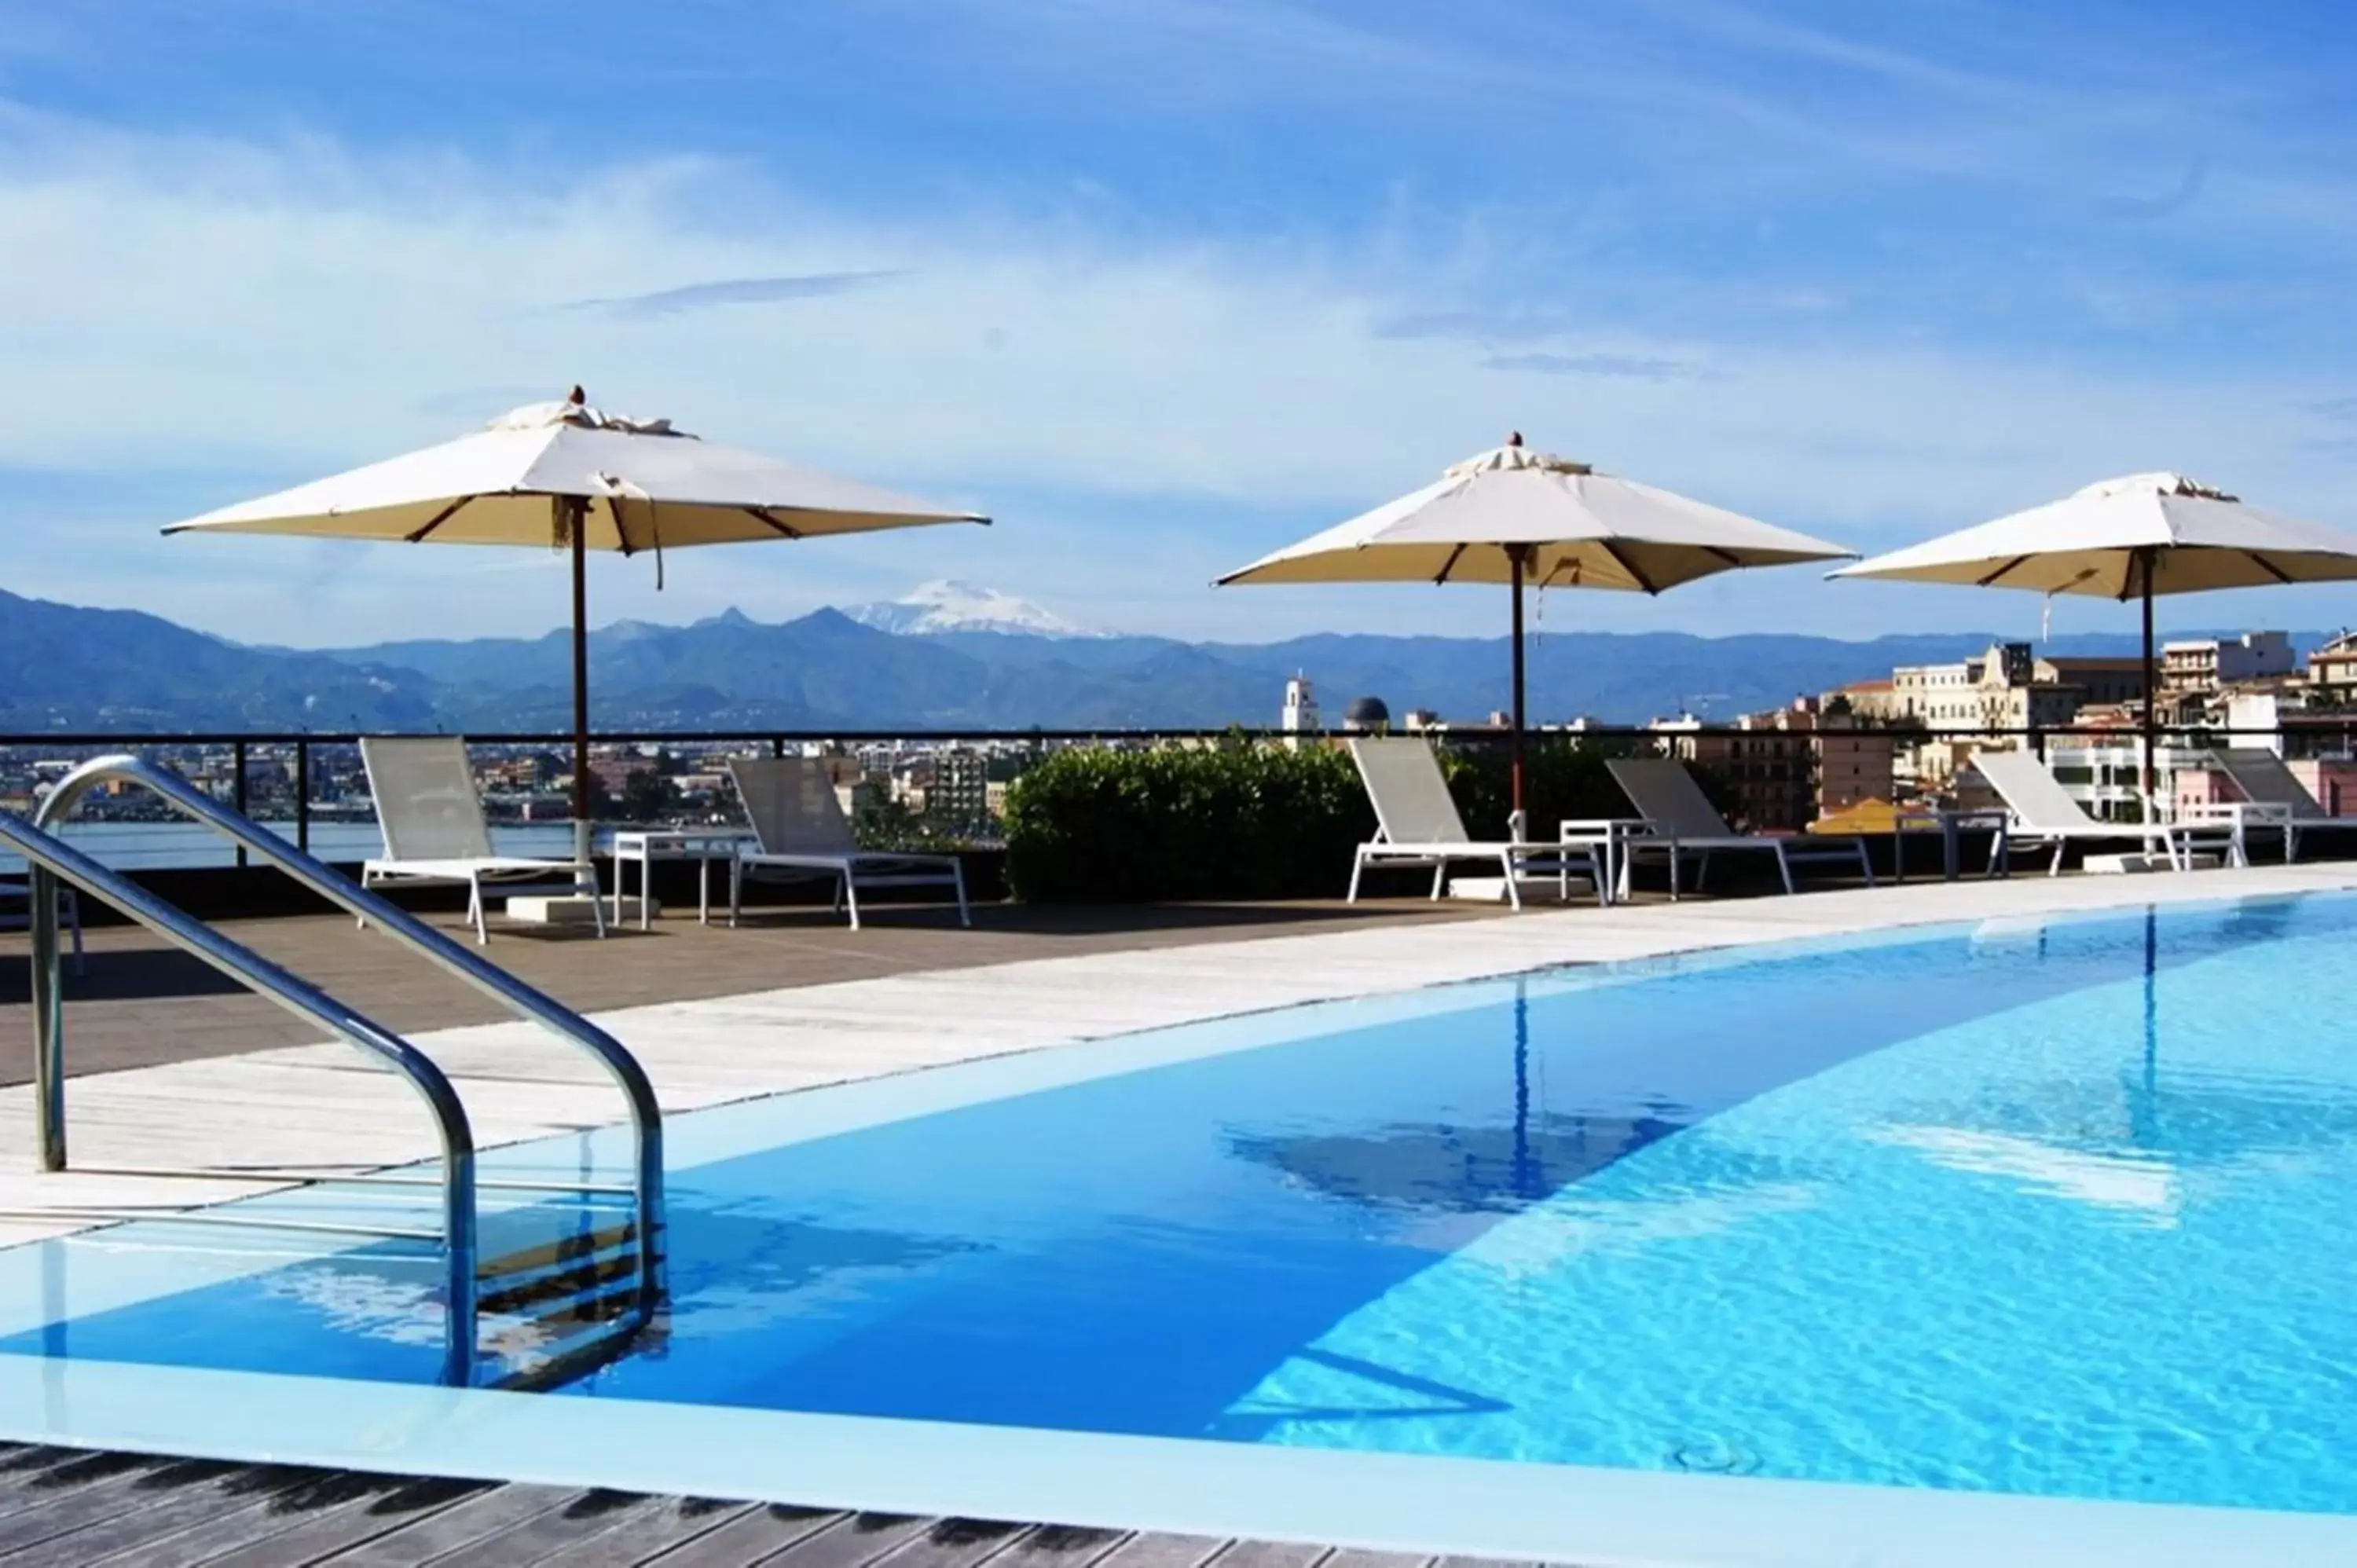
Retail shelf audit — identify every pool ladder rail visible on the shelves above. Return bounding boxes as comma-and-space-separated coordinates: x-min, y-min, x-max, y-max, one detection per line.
0, 753, 669, 1390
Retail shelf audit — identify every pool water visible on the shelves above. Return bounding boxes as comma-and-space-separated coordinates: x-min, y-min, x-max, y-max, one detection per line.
9, 895, 2357, 1515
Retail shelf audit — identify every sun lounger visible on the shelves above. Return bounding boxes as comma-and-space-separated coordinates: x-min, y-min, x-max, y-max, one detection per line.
1606, 757, 1873, 896
358, 736, 605, 943
1346, 738, 1604, 910
725, 757, 970, 929
1970, 748, 2227, 874
2209, 748, 2357, 861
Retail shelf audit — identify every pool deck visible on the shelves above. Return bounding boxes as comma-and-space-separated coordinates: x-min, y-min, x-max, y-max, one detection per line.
6, 864, 2357, 1244
0, 1441, 1462, 1568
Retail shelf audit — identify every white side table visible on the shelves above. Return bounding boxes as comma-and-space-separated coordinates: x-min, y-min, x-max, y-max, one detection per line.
2173, 800, 2295, 866
610, 830, 758, 930
1559, 818, 1651, 905
1893, 808, 2011, 882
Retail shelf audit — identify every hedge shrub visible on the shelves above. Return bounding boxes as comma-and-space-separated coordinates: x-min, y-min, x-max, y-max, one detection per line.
1002, 741, 1369, 902
1003, 736, 1703, 903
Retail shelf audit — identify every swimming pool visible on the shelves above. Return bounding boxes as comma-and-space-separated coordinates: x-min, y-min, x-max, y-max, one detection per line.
5, 894, 2356, 1563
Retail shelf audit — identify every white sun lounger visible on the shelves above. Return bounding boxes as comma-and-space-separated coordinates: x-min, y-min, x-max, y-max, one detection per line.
358, 736, 605, 943
725, 757, 970, 929
1345, 738, 1604, 910
1606, 757, 1874, 896
1970, 748, 2227, 874
2210, 748, 2357, 861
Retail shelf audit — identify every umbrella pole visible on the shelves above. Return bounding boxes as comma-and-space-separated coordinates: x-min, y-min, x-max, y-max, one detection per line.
569, 499, 592, 864
1508, 544, 1530, 829
2139, 548, 2157, 819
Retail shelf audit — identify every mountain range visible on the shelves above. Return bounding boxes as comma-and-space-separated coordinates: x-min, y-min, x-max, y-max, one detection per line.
0, 583, 2328, 735
842, 579, 1106, 638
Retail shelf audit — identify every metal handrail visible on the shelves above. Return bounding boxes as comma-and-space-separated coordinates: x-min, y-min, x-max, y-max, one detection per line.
0, 809, 478, 1387
30, 754, 666, 1323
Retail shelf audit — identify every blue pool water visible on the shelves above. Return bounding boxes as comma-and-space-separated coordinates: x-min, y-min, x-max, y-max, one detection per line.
9, 895, 2357, 1515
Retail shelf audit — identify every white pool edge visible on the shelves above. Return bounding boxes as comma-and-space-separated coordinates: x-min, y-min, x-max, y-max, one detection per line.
0, 1357, 2350, 1568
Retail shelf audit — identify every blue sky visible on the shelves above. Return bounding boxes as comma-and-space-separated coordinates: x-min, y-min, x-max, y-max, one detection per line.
5, 0, 2357, 646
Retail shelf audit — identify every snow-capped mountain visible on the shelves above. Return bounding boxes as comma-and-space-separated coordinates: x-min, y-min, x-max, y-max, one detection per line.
842, 580, 1106, 638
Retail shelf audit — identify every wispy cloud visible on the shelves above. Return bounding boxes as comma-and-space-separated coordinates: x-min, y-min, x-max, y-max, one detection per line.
2095, 157, 2209, 221
1373, 309, 1585, 346
1481, 352, 1689, 380
564, 269, 904, 320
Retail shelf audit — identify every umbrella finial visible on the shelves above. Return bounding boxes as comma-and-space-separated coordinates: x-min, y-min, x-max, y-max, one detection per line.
567, 384, 587, 406
1506, 430, 1523, 447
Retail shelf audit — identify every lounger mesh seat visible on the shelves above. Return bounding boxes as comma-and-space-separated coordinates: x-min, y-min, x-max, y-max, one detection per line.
1345, 738, 1604, 910
726, 757, 970, 929
1607, 757, 1873, 896
359, 736, 604, 943
2213, 748, 2357, 861
1970, 748, 2227, 874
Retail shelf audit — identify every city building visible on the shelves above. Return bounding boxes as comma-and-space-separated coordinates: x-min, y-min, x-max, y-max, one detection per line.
1342, 696, 1391, 735
1877, 642, 2154, 792
1652, 698, 1894, 831
929, 749, 989, 826
2162, 631, 2294, 696
2047, 740, 2216, 822
1828, 678, 1898, 722
1280, 675, 1321, 750
2309, 630, 2357, 697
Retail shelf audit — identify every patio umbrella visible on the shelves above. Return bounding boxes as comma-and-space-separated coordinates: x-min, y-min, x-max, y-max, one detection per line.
1831, 472, 2357, 804
165, 391, 986, 859
1217, 435, 1854, 816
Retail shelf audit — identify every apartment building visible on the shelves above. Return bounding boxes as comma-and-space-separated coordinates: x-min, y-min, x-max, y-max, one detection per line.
2310, 631, 2357, 697
1654, 698, 1895, 831
2161, 631, 2294, 696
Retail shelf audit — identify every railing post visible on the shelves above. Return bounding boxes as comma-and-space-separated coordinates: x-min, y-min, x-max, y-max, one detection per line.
232, 739, 249, 868
29, 862, 64, 1171
770, 735, 786, 760
295, 741, 310, 854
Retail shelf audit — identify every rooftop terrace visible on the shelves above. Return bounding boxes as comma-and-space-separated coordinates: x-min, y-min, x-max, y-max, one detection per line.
9, 867, 2357, 1566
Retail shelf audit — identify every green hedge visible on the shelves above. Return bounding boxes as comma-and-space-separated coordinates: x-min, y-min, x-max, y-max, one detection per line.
1003, 737, 1691, 903
1002, 742, 1369, 902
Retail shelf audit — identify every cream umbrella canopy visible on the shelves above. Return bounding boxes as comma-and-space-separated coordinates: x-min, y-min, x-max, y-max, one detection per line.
1218, 436, 1856, 815
165, 392, 988, 853
1831, 471, 2357, 803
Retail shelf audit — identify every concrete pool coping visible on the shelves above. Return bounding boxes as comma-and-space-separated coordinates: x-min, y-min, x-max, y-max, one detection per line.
11, 862, 2357, 1245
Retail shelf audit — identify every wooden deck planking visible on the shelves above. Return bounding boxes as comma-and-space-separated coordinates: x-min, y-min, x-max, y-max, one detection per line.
753, 1512, 940, 1568
0, 1448, 1462, 1568
159, 1475, 492, 1568
0, 1463, 325, 1566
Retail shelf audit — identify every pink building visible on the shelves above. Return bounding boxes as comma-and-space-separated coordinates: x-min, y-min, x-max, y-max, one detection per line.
2177, 756, 2357, 818
2289, 759, 2357, 817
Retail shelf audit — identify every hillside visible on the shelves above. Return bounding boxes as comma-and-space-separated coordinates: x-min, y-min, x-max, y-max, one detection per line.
0, 586, 2318, 733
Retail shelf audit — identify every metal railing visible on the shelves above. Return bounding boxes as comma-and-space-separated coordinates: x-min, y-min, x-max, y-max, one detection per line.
3, 720, 2353, 864
0, 808, 482, 1387
28, 754, 667, 1329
